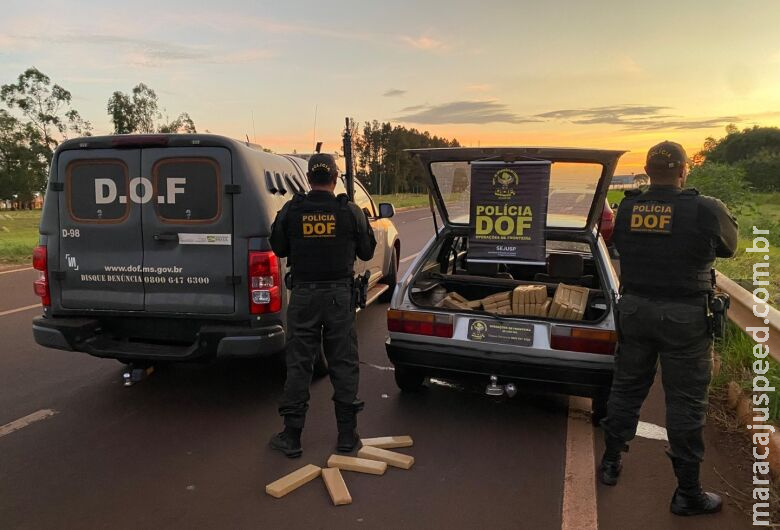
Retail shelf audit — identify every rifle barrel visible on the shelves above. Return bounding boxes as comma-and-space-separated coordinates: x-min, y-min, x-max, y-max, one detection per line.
343, 117, 355, 202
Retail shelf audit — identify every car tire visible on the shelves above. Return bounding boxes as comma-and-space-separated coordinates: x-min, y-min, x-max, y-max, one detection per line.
394, 365, 425, 392
378, 247, 398, 303
592, 395, 608, 426
313, 348, 329, 379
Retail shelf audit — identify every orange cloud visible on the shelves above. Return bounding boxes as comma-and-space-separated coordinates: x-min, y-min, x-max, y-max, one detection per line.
399, 35, 446, 51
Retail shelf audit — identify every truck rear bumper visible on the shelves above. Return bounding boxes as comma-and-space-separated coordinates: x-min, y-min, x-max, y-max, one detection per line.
33, 316, 286, 361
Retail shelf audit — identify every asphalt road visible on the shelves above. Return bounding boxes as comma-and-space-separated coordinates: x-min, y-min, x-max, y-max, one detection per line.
0, 208, 753, 529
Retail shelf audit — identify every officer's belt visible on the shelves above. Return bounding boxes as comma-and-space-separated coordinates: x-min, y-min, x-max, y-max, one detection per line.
293, 280, 352, 289
621, 290, 709, 305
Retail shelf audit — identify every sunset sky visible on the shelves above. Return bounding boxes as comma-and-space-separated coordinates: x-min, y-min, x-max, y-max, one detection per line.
2, 0, 779, 173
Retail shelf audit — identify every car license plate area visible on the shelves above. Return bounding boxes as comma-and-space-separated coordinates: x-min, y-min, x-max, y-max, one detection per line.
466, 318, 535, 347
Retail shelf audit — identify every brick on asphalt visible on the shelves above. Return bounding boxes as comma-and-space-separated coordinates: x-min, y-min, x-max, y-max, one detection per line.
357, 446, 415, 470
326, 454, 387, 475
360, 435, 414, 449
265, 464, 322, 498
321, 467, 352, 506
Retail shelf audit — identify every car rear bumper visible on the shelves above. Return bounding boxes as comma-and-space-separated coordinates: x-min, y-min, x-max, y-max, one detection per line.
32, 316, 286, 361
386, 338, 614, 398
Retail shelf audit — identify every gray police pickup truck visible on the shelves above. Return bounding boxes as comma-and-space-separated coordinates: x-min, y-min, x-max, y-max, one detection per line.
32, 134, 399, 366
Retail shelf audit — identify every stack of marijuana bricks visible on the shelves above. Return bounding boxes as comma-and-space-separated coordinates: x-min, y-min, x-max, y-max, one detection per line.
437, 283, 588, 321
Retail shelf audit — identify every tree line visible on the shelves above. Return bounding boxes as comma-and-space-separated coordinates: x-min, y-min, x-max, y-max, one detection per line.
0, 67, 196, 205
349, 120, 460, 195
695, 125, 780, 192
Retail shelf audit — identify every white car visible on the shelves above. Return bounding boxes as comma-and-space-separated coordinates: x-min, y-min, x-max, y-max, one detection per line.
385, 147, 624, 421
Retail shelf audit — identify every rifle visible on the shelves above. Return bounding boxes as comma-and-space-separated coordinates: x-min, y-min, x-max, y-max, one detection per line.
354, 271, 370, 309
342, 117, 355, 202
343, 117, 370, 309
708, 268, 730, 339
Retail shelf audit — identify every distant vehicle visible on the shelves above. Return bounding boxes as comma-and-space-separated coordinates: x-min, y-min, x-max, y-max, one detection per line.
385, 147, 624, 422
32, 134, 400, 369
548, 189, 615, 245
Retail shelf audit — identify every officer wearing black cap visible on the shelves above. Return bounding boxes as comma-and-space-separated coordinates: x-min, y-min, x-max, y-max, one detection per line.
269, 153, 376, 458
599, 141, 738, 516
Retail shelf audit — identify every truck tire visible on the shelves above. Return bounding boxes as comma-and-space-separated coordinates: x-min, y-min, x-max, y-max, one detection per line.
378, 247, 398, 303
394, 365, 425, 392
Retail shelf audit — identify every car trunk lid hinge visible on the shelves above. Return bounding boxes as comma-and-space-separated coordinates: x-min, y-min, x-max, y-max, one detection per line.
49, 181, 64, 192
427, 191, 440, 240
224, 184, 241, 194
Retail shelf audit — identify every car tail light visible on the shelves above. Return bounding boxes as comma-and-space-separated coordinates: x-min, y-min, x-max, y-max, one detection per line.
550, 326, 617, 355
600, 204, 615, 245
387, 309, 453, 338
32, 245, 50, 307
249, 250, 281, 314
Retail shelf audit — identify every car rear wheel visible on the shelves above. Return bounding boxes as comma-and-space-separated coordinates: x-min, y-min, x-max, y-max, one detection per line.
394, 365, 425, 392
378, 247, 398, 303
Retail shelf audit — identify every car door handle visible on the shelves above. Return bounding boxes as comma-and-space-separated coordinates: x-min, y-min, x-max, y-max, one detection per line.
153, 233, 179, 242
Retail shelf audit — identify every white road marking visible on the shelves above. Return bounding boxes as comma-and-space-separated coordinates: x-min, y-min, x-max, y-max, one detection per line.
561, 396, 598, 530
400, 252, 420, 264
416, 216, 432, 221
0, 303, 41, 318
636, 421, 669, 441
360, 362, 395, 372
0, 267, 33, 275
0, 409, 58, 438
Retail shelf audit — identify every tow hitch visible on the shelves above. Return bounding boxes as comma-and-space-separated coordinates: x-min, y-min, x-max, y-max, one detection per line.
485, 375, 517, 398
122, 364, 154, 387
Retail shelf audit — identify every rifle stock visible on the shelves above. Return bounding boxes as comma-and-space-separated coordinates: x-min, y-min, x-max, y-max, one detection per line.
343, 117, 355, 202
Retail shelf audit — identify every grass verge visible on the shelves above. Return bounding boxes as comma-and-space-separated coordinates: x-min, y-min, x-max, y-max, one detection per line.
373, 193, 430, 209
0, 210, 40, 265
712, 321, 780, 423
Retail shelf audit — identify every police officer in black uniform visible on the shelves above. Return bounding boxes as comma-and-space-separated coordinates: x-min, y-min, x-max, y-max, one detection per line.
599, 141, 738, 516
269, 153, 376, 458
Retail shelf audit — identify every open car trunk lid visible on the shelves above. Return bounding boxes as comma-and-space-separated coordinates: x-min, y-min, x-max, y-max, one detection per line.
407, 147, 625, 235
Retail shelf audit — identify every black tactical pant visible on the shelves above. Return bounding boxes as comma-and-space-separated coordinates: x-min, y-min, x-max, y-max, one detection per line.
601, 294, 713, 463
279, 281, 360, 430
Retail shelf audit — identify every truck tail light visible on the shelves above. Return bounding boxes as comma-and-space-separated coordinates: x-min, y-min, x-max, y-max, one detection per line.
32, 245, 50, 307
550, 326, 617, 355
249, 250, 281, 314
387, 309, 453, 338
110, 135, 169, 148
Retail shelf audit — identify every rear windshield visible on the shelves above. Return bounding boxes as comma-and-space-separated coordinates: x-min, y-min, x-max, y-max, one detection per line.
67, 160, 129, 222
153, 158, 221, 222
430, 161, 603, 228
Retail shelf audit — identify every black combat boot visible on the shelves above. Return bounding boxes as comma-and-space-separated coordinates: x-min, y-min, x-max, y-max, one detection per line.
337, 429, 360, 453
598, 434, 625, 486
669, 458, 722, 516
335, 401, 363, 453
269, 426, 303, 458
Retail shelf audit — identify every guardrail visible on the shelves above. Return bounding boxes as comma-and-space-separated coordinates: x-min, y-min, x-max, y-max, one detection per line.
715, 270, 779, 363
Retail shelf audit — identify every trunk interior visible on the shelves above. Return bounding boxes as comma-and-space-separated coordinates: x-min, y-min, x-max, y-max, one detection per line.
409, 232, 611, 323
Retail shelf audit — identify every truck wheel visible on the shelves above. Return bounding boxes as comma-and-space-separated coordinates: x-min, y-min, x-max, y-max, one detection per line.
592, 395, 608, 426
378, 247, 398, 303
313, 349, 329, 379
394, 365, 425, 392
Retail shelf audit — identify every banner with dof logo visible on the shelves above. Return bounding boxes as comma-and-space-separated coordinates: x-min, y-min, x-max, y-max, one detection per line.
468, 161, 551, 265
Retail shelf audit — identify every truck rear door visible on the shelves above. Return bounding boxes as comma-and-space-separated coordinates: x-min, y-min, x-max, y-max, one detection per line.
140, 148, 235, 314
57, 149, 145, 310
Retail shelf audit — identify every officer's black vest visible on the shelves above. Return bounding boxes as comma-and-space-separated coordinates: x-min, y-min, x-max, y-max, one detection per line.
614, 187, 714, 297
287, 192, 356, 282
